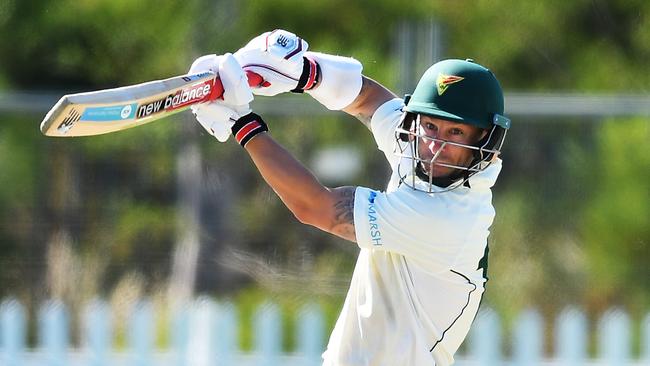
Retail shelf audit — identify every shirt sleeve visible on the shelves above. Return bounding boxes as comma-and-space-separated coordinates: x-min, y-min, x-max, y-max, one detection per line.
370, 98, 405, 167
353, 186, 470, 273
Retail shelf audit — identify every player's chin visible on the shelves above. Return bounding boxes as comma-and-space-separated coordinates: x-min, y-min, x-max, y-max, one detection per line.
423, 163, 456, 178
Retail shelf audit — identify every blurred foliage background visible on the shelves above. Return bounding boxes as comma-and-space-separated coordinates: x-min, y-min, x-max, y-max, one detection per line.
0, 0, 648, 354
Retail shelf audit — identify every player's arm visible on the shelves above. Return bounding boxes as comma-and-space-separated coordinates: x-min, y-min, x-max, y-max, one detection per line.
342, 76, 397, 129
190, 53, 357, 242
244, 133, 356, 242
235, 30, 397, 130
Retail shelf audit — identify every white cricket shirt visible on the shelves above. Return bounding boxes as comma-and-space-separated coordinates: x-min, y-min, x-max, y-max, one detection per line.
322, 98, 502, 366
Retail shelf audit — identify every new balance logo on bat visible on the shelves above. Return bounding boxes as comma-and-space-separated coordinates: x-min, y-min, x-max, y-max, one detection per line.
137, 81, 212, 119
57, 108, 81, 134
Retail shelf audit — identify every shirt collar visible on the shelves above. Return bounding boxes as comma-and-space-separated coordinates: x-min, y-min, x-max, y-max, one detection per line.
467, 158, 502, 189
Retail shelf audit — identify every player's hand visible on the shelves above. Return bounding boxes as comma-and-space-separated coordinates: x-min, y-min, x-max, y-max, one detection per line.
234, 29, 319, 96
188, 53, 254, 142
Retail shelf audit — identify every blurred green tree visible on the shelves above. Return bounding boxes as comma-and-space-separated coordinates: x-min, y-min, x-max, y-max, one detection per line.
0, 1, 648, 334
0, 0, 199, 88
581, 118, 650, 313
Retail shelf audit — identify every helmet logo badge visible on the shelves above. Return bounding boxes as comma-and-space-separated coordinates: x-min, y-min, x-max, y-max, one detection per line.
436, 73, 464, 95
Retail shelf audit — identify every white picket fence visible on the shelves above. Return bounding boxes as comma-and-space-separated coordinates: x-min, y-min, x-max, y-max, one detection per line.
1, 298, 649, 366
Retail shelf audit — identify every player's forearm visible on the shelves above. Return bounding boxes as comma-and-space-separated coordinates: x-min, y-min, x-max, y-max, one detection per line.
243, 132, 330, 224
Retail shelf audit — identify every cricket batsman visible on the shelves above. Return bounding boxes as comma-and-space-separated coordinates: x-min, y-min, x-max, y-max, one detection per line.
188, 29, 510, 366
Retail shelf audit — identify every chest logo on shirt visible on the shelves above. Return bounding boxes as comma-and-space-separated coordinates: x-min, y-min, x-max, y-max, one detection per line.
437, 73, 464, 95
368, 191, 382, 246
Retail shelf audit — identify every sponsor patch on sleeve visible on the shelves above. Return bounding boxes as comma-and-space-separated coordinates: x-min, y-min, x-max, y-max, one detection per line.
367, 191, 382, 246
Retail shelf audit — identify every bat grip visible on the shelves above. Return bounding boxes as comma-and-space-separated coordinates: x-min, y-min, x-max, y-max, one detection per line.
209, 71, 264, 101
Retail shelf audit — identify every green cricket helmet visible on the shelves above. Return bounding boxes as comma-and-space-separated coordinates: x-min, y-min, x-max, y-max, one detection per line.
395, 59, 511, 192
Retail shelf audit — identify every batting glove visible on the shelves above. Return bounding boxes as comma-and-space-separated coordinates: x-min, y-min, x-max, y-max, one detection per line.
234, 29, 319, 96
235, 29, 363, 110
189, 53, 255, 142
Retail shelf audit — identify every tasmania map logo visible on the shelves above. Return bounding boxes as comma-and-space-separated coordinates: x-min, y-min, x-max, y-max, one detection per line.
436, 74, 464, 95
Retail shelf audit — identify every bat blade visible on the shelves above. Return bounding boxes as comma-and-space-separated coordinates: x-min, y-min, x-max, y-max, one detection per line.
40, 71, 220, 137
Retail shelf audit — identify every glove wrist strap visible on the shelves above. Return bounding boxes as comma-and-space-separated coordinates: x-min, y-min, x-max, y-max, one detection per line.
231, 113, 268, 147
291, 57, 320, 93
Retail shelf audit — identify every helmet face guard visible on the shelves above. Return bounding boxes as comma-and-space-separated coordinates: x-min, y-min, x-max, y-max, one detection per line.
394, 112, 509, 193
394, 59, 511, 192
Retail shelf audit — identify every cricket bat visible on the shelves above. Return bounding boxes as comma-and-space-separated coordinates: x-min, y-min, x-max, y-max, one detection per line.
40, 71, 263, 137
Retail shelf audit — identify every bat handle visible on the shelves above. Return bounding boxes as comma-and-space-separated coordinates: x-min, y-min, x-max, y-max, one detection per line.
208, 71, 265, 101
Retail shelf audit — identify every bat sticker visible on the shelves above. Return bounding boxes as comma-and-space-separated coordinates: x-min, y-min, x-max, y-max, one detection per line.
80, 103, 138, 122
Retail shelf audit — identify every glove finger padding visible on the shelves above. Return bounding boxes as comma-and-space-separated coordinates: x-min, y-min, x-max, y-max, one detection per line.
219, 53, 254, 108
188, 54, 221, 74
236, 64, 298, 97
192, 103, 237, 142
189, 53, 253, 143
235, 29, 309, 96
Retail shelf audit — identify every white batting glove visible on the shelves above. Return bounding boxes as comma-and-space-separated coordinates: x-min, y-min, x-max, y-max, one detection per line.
188, 53, 254, 142
234, 29, 318, 96
235, 29, 363, 110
